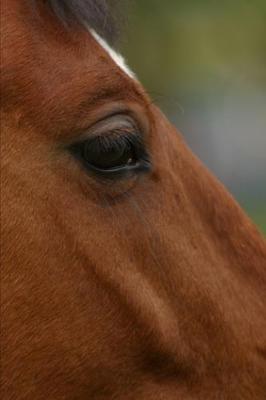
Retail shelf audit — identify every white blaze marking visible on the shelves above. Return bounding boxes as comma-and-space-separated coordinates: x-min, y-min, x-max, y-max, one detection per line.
90, 29, 136, 79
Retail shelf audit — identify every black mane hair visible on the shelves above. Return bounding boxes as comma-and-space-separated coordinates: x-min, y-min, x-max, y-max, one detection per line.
46, 0, 126, 43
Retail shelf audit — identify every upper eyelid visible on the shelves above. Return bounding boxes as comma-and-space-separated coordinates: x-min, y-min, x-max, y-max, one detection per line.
72, 113, 142, 144
91, 115, 137, 134
58, 103, 151, 150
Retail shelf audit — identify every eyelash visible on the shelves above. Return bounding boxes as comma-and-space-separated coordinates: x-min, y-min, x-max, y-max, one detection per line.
91, 129, 138, 148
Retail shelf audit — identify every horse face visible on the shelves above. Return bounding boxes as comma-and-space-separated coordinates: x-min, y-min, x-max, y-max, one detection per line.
2, 1, 266, 399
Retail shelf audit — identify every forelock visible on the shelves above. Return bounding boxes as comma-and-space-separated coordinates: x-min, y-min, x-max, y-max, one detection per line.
46, 0, 126, 43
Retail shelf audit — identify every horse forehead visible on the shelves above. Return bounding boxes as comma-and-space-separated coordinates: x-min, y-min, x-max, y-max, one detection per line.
1, 5, 143, 119
90, 29, 136, 80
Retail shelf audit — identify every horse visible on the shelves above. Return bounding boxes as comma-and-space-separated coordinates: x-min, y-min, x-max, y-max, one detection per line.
1, 1, 266, 399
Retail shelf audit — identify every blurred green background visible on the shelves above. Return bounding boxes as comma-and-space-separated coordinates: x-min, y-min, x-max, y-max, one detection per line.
122, 0, 266, 234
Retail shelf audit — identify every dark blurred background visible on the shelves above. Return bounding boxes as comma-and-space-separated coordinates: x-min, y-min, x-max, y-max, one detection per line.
122, 0, 266, 234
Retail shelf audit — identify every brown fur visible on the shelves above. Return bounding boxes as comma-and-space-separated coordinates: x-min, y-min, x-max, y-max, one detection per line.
1, 1, 266, 399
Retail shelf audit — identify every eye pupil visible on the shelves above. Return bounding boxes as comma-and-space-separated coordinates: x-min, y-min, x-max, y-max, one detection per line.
83, 138, 135, 170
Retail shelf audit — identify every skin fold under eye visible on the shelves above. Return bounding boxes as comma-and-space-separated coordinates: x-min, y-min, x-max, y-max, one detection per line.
69, 114, 151, 179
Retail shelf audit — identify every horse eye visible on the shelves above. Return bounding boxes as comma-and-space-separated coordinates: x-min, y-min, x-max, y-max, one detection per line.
82, 136, 136, 171
69, 115, 151, 178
